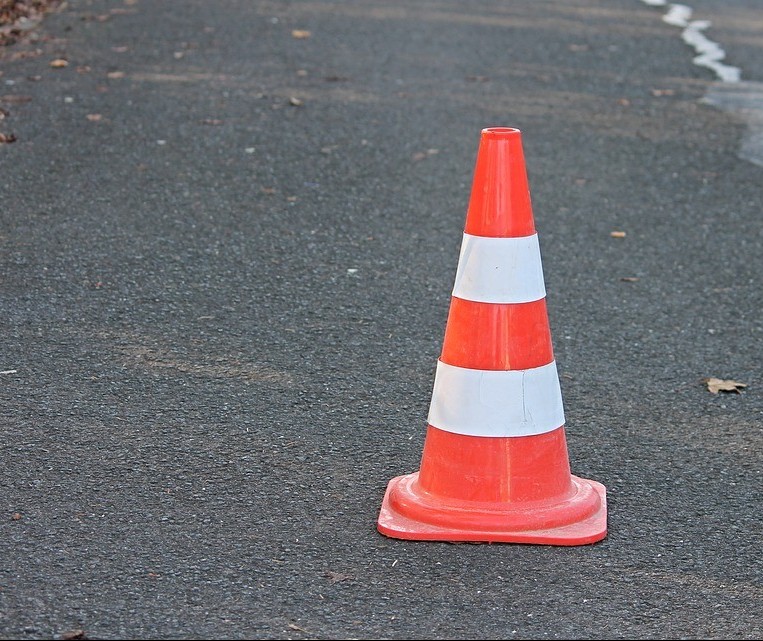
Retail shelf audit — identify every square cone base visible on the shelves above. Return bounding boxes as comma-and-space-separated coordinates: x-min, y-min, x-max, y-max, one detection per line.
377, 472, 607, 546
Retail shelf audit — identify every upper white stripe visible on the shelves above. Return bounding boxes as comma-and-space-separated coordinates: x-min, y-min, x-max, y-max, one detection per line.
427, 360, 565, 438
451, 233, 546, 304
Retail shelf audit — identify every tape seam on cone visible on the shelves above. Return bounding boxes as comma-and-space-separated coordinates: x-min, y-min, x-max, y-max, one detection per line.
452, 233, 546, 304
427, 360, 565, 438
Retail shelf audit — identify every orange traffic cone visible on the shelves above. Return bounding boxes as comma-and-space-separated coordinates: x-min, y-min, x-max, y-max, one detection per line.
377, 127, 607, 545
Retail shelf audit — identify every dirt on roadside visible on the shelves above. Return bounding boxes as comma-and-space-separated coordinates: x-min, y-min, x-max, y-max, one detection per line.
0, 0, 61, 46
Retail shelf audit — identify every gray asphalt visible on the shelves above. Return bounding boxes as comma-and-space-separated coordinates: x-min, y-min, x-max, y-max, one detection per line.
1, 1, 761, 640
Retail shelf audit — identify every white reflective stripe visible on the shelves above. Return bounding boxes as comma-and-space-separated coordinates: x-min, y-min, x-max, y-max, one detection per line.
451, 233, 546, 304
427, 360, 565, 438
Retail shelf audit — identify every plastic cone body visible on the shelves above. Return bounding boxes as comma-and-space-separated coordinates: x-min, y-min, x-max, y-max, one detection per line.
377, 127, 607, 545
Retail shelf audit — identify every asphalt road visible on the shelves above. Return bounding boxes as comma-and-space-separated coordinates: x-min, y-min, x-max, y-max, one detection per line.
1, 1, 761, 639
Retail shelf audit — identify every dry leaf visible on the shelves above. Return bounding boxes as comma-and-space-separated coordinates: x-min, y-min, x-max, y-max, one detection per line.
289, 96, 303, 106
107, 71, 125, 79
50, 58, 69, 68
610, 230, 626, 238
11, 512, 22, 520
1, 94, 32, 104
291, 29, 311, 39
0, 132, 17, 144
86, 114, 103, 122
620, 276, 640, 282
324, 570, 353, 583
11, 49, 43, 61
651, 88, 675, 96
704, 378, 747, 394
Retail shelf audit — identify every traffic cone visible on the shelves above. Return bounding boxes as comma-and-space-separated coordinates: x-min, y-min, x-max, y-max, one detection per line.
377, 127, 607, 545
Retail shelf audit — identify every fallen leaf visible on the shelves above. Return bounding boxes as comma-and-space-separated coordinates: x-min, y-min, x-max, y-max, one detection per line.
11, 49, 43, 61
620, 276, 640, 282
0, 132, 17, 144
106, 71, 125, 79
289, 96, 303, 106
704, 378, 747, 394
60, 631, 86, 641
610, 230, 626, 238
287, 623, 309, 633
200, 118, 223, 125
291, 29, 311, 39
324, 570, 354, 583
11, 512, 22, 520
651, 88, 675, 96
0, 94, 32, 104
86, 113, 103, 122
50, 58, 69, 68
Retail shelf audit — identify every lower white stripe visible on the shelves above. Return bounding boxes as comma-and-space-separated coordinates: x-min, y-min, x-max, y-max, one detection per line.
451, 233, 546, 304
427, 360, 565, 438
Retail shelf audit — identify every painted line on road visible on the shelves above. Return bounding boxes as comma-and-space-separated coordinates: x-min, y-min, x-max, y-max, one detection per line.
641, 0, 763, 167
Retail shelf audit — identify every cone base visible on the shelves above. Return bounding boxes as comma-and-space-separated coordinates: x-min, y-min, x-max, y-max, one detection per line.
377, 472, 607, 546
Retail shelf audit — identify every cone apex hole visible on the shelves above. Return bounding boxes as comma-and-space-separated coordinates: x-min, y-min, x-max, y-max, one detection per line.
482, 127, 521, 138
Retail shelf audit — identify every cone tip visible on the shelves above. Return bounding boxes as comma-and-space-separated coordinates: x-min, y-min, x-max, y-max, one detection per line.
481, 126, 522, 140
